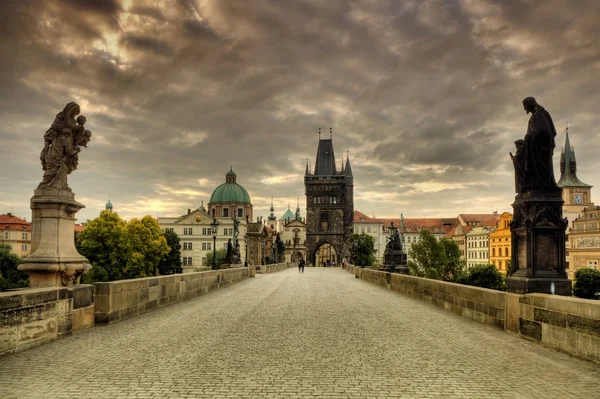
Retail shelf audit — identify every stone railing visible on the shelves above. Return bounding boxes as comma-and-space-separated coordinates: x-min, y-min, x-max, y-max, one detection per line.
346, 265, 600, 363
257, 262, 297, 274
0, 285, 95, 357
94, 267, 255, 324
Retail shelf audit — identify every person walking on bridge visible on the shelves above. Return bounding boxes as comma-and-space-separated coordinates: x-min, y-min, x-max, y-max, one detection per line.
299, 259, 305, 273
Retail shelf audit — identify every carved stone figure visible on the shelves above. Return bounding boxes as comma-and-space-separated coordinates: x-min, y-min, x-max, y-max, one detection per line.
38, 102, 92, 191
510, 97, 560, 194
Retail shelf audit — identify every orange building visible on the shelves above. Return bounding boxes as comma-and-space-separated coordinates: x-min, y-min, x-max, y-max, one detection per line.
489, 212, 512, 274
0, 213, 32, 257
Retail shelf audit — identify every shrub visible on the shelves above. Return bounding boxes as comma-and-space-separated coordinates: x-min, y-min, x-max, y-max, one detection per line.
456, 264, 505, 291
573, 268, 600, 300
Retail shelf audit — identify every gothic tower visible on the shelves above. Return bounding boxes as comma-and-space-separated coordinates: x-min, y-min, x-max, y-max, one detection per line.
557, 127, 593, 223
304, 128, 354, 266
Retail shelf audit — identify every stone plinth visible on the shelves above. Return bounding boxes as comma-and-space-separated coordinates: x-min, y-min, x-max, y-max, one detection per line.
18, 189, 90, 288
506, 191, 572, 296
384, 253, 408, 274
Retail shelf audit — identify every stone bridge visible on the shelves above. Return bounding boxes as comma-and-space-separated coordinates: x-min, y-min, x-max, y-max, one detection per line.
1, 268, 599, 398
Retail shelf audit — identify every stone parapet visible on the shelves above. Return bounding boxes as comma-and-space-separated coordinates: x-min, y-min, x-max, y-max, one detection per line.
345, 266, 600, 363
258, 262, 296, 274
0, 284, 95, 357
94, 267, 255, 324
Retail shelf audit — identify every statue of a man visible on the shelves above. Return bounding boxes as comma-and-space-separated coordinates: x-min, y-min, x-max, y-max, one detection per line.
510, 97, 560, 194
38, 102, 92, 191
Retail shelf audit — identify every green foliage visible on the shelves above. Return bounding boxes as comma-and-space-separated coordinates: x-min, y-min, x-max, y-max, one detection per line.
77, 211, 170, 281
456, 264, 506, 291
348, 233, 376, 267
77, 210, 127, 281
275, 233, 286, 263
573, 268, 600, 300
408, 230, 465, 282
0, 244, 28, 291
81, 265, 109, 284
121, 216, 170, 278
206, 249, 227, 269
157, 230, 182, 275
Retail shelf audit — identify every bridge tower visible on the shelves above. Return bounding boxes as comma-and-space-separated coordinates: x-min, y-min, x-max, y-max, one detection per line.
304, 128, 354, 266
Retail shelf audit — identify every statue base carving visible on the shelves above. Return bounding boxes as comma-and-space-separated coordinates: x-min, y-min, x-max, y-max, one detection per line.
506, 191, 571, 296
18, 189, 91, 288
384, 253, 408, 274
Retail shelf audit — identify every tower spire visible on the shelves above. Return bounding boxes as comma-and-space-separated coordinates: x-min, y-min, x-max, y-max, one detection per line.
557, 126, 591, 188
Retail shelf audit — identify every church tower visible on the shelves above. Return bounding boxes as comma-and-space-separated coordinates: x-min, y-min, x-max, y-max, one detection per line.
557, 127, 593, 223
105, 198, 113, 213
304, 128, 354, 266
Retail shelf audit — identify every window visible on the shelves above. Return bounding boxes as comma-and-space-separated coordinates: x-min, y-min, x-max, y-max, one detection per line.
238, 208, 243, 217
492, 248, 496, 257
505, 247, 509, 257
223, 208, 229, 217
202, 228, 211, 235
588, 261, 598, 270
183, 257, 193, 266
165, 228, 174, 232
367, 227, 371, 233
202, 257, 207, 265
22, 244, 28, 251
320, 212, 329, 231
212, 209, 216, 217
201, 242, 211, 250
4, 232, 8, 239
183, 227, 193, 235
22, 233, 28, 240
183, 242, 193, 250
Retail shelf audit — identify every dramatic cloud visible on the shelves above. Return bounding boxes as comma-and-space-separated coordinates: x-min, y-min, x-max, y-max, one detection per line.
1, 0, 599, 222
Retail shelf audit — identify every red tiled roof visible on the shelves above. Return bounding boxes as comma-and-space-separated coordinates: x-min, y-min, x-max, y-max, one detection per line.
0, 214, 31, 231
74, 225, 86, 232
353, 211, 453, 235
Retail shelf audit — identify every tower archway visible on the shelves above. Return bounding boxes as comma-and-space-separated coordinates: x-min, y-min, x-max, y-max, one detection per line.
314, 243, 338, 267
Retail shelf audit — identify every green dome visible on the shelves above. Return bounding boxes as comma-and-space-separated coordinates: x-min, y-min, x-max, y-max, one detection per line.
280, 209, 295, 221
210, 183, 250, 204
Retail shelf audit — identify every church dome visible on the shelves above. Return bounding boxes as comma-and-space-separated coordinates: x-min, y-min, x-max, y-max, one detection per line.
209, 168, 251, 204
279, 208, 295, 221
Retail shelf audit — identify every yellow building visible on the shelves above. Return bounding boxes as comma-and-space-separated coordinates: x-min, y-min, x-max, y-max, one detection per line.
489, 212, 512, 274
0, 213, 31, 257
567, 205, 600, 279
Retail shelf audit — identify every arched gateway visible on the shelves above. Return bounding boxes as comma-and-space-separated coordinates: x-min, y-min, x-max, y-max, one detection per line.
304, 129, 354, 266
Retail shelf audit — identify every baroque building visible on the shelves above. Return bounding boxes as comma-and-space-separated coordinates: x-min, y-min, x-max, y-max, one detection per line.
489, 212, 512, 274
207, 168, 253, 220
0, 213, 31, 257
305, 130, 353, 266
567, 205, 600, 278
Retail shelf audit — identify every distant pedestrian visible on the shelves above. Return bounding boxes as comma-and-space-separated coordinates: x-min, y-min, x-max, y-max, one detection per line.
299, 259, 305, 273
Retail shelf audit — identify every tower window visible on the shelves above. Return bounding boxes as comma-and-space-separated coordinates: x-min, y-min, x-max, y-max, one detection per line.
223, 208, 229, 217
320, 212, 328, 231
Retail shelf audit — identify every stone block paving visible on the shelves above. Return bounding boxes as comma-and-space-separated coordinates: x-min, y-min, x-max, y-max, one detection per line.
1, 268, 599, 398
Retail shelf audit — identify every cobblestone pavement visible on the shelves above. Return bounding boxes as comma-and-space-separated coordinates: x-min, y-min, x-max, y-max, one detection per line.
1, 268, 599, 399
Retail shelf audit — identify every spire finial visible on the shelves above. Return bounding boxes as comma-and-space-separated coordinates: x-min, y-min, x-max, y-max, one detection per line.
330, 127, 332, 139
318, 127, 321, 139
566, 121, 569, 135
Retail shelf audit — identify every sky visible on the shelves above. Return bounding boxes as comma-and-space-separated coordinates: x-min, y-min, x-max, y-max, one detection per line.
1, 0, 599, 223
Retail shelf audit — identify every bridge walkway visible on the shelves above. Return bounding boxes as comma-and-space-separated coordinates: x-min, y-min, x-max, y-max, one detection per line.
1, 268, 599, 398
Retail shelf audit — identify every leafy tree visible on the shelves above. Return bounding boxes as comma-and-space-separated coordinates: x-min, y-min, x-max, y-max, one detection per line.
121, 216, 170, 278
456, 264, 505, 291
573, 268, 600, 300
408, 230, 465, 282
157, 230, 182, 275
348, 233, 376, 267
206, 248, 227, 269
81, 265, 109, 284
275, 233, 286, 263
0, 244, 28, 291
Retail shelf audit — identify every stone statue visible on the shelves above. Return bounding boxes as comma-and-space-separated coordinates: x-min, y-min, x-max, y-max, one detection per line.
510, 97, 560, 194
232, 215, 240, 241
38, 102, 92, 191
226, 238, 233, 259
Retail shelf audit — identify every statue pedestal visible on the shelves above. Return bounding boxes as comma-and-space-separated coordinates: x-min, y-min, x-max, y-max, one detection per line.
384, 252, 408, 274
18, 189, 90, 288
506, 191, 572, 296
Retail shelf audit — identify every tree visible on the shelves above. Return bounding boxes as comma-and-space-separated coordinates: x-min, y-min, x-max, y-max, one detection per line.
408, 230, 465, 282
0, 244, 28, 291
348, 233, 376, 267
157, 230, 182, 275
121, 216, 170, 278
206, 249, 227, 269
456, 264, 505, 291
275, 233, 286, 263
573, 268, 600, 300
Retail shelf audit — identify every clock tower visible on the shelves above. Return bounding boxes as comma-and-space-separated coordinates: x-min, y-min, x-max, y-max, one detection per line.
557, 128, 593, 224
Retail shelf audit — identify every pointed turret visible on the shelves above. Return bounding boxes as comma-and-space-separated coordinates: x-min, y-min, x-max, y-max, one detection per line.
557, 129, 591, 188
268, 195, 277, 221
295, 196, 301, 220
313, 128, 337, 176
344, 151, 353, 177
305, 158, 309, 175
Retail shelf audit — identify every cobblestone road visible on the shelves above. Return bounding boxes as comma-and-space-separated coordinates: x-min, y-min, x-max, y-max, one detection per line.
1, 268, 599, 398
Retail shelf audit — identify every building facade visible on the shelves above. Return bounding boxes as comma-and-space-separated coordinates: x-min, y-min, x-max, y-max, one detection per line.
305, 131, 354, 266
0, 214, 31, 257
489, 212, 512, 274
207, 168, 253, 221
567, 205, 600, 279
